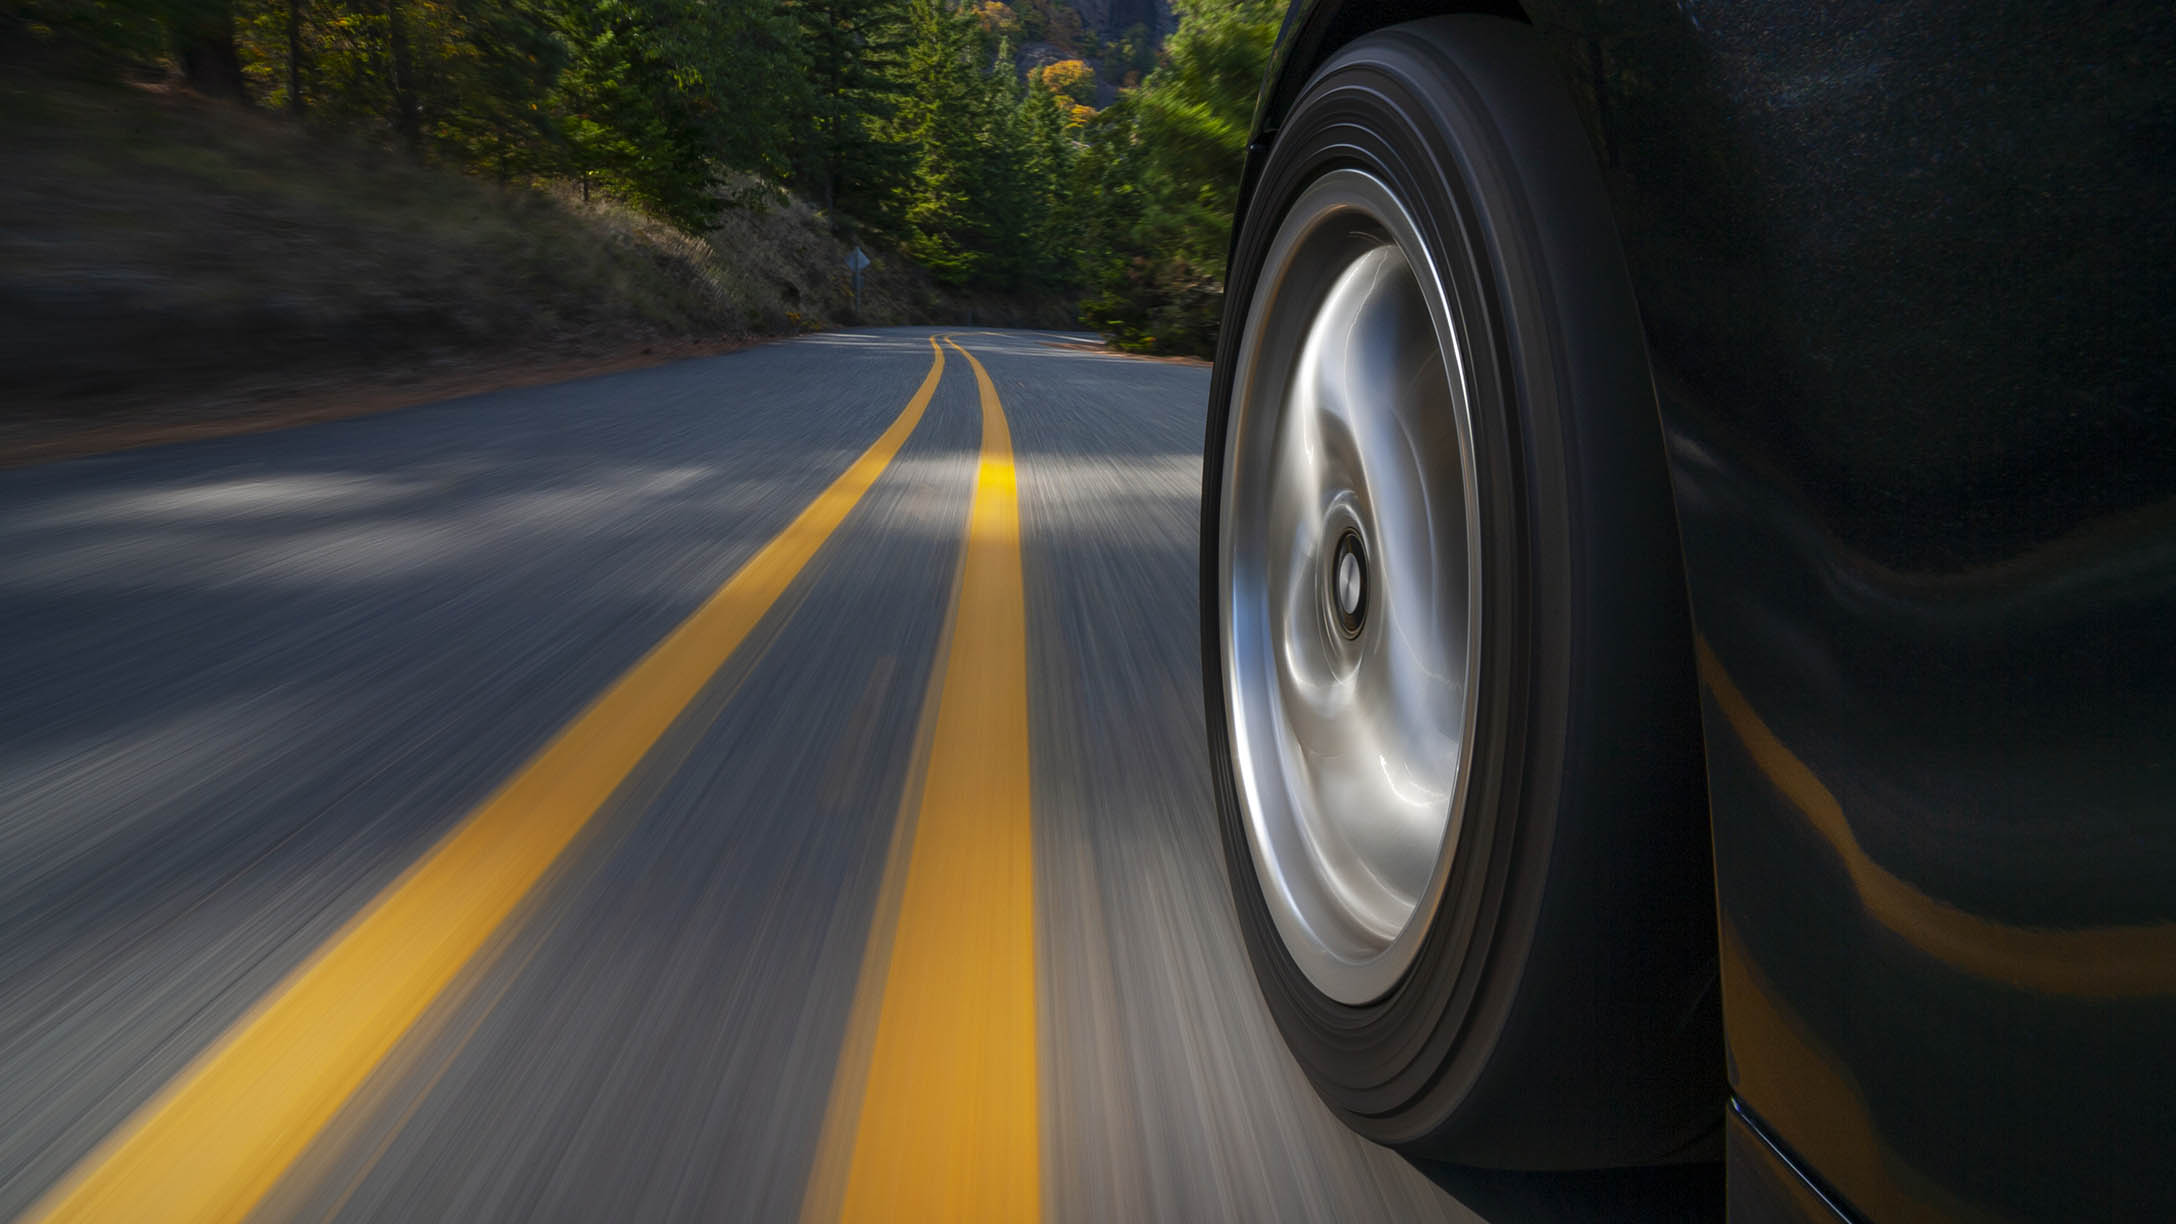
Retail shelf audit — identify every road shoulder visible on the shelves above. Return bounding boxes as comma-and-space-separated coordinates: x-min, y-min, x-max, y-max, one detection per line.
1, 334, 780, 469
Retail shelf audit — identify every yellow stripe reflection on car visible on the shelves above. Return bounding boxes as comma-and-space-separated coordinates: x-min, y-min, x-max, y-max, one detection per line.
1717, 922, 1972, 1221
824, 338, 1040, 1223
24, 336, 952, 1224
1696, 636, 2176, 998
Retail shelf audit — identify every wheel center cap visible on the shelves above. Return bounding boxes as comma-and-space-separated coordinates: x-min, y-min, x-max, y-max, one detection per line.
1331, 530, 1368, 638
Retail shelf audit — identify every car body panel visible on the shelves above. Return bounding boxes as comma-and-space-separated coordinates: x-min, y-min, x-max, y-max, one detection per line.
1725, 1102, 1858, 1224
1242, 3, 2176, 1219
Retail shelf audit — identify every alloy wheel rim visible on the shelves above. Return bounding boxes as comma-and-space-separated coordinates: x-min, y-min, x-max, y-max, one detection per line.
1220, 169, 1484, 1005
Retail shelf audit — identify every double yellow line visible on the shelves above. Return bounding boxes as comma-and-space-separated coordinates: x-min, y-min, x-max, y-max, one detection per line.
28, 336, 1041, 1223
810, 341, 1040, 1223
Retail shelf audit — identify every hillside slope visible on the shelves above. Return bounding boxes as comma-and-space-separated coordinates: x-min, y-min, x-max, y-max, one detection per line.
1, 72, 1070, 419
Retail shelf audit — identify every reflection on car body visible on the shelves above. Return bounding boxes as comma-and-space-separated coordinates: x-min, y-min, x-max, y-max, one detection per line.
1207, 3, 2174, 1219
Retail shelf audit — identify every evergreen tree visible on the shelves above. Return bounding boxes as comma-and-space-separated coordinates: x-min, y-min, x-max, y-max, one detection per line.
1081, 0, 1279, 352
553, 0, 802, 228
20, 0, 1282, 342
969, 34, 1039, 286
431, 0, 564, 178
893, 0, 987, 283
787, 0, 914, 238
1016, 70, 1075, 284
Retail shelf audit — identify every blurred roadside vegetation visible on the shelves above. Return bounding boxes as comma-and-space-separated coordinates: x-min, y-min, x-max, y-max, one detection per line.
1075, 0, 1278, 355
0, 74, 997, 407
1, 0, 1277, 410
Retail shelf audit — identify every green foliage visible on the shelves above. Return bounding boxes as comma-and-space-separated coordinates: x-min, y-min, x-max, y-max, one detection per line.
888, 2, 1071, 290
549, 0, 805, 228
1015, 72, 1075, 279
1079, 0, 1279, 355
11, 0, 1274, 347
9, 0, 215, 73
788, 0, 914, 237
1003, 0, 1079, 54
1107, 20, 1154, 82
892, 0, 983, 281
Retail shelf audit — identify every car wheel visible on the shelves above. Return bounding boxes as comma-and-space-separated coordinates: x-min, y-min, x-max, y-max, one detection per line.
1202, 15, 1721, 1168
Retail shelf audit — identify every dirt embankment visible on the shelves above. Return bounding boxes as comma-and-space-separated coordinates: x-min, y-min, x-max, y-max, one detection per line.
0, 70, 1075, 460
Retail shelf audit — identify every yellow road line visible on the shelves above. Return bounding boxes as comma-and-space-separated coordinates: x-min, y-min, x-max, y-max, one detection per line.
798, 647, 957, 1224
829, 338, 1039, 1222
1697, 636, 2176, 997
25, 337, 952, 1224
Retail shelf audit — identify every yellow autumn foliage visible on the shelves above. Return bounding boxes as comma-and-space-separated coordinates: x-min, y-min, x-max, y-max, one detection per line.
1042, 58, 1095, 106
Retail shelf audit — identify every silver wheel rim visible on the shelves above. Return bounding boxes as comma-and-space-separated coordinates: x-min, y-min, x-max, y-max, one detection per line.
1220, 169, 1483, 1005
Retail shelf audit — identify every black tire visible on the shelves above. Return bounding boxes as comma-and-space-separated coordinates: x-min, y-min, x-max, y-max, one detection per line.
1202, 16, 1722, 1169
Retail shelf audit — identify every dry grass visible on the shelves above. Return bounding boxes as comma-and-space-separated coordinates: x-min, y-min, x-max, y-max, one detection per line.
691, 180, 1076, 334
0, 71, 1074, 419
1, 78, 722, 404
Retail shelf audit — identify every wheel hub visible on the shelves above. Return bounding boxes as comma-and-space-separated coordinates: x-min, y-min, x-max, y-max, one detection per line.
1330, 531, 1367, 639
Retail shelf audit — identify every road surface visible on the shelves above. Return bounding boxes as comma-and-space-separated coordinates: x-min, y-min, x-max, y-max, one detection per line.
0, 329, 1710, 1222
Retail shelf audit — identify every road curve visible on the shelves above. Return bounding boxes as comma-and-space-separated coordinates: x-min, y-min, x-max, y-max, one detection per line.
0, 329, 1488, 1222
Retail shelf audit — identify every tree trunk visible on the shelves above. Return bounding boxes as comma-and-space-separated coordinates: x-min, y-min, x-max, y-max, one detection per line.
386, 0, 421, 153
285, 0, 307, 114
174, 0, 248, 101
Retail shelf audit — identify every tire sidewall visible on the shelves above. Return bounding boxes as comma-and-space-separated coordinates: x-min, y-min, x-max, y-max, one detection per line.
1205, 18, 1570, 1145
1203, 16, 1709, 1162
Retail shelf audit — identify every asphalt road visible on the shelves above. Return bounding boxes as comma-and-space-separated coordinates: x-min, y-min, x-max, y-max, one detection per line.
0, 329, 1487, 1223
0, 328, 1723, 1223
